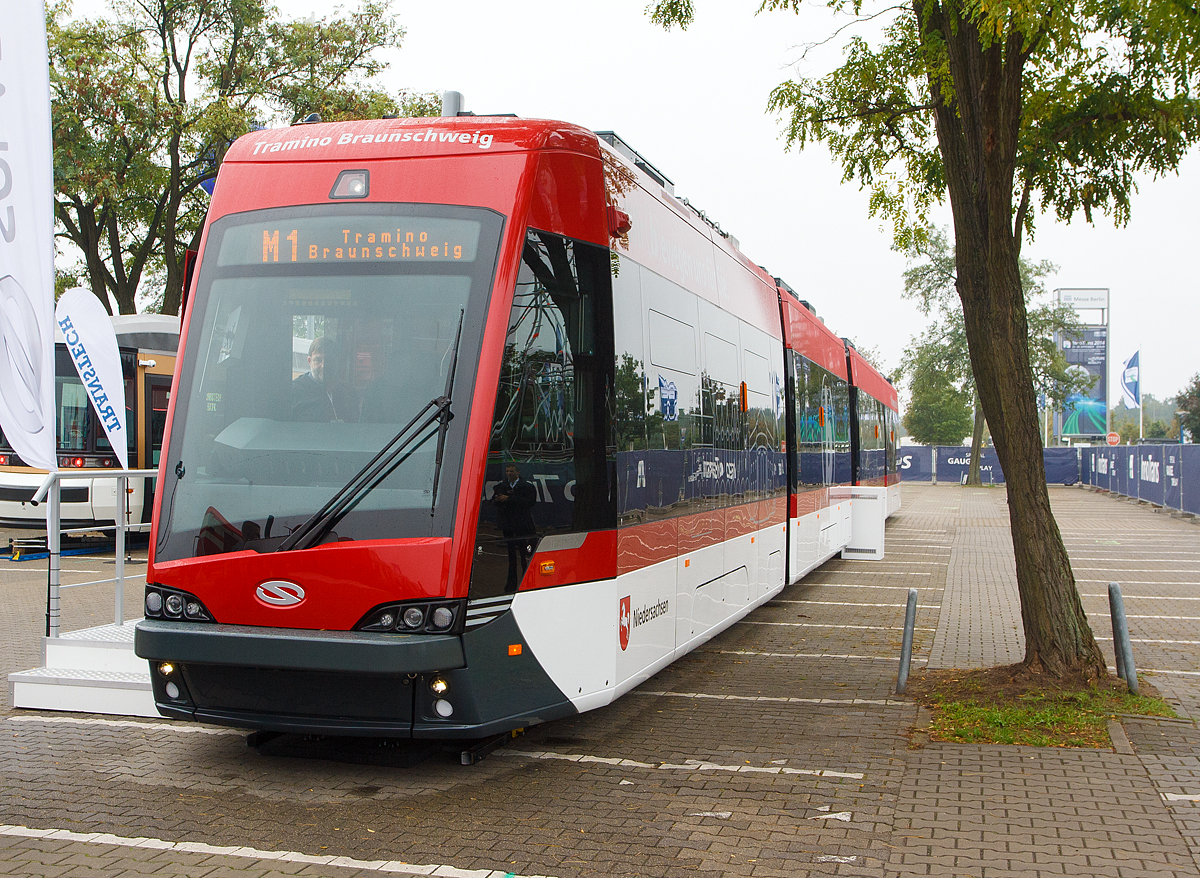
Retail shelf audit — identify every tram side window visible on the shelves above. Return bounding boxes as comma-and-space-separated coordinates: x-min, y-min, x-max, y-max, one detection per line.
93, 351, 137, 459
57, 377, 90, 451
647, 308, 699, 452
469, 229, 616, 598
792, 356, 851, 488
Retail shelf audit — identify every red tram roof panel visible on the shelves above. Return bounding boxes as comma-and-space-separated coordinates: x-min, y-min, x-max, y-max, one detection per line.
847, 346, 899, 411
780, 294, 849, 381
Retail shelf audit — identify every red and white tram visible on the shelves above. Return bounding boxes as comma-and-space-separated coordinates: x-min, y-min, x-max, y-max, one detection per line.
135, 110, 899, 737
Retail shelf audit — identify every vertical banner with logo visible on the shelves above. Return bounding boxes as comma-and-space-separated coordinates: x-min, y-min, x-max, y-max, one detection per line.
0, 3, 56, 471
54, 289, 129, 469
1163, 446, 1182, 512
1121, 351, 1140, 409
1137, 445, 1164, 507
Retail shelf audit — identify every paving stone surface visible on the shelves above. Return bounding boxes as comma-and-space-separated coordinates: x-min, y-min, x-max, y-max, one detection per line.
1, 483, 1199, 877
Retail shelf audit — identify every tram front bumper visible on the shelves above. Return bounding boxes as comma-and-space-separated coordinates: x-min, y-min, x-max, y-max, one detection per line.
134, 619, 466, 734
134, 619, 465, 673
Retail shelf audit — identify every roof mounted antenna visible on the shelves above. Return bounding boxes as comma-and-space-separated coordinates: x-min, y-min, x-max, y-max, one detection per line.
441, 91, 474, 117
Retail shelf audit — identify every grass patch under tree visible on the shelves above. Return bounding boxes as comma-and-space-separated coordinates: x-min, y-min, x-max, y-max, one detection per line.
905, 665, 1177, 748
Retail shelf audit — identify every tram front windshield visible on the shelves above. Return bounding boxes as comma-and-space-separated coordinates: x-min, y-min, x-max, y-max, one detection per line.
154, 205, 503, 562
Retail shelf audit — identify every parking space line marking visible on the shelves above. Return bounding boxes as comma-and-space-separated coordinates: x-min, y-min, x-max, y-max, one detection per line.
501, 750, 863, 779
1074, 568, 1200, 573
1080, 594, 1200, 601
797, 584, 942, 591
8, 716, 244, 736
812, 571, 933, 576
742, 621, 936, 631
718, 649, 927, 662
0, 824, 554, 877
1078, 580, 1200, 585
768, 600, 940, 609
635, 689, 909, 708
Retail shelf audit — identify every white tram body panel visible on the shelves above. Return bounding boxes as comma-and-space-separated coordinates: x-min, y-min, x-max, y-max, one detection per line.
514, 519, 790, 714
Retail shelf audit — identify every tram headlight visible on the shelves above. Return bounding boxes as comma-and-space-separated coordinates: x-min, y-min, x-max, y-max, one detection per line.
378, 612, 396, 630
434, 698, 454, 718
158, 662, 175, 677
402, 607, 425, 629
164, 594, 184, 617
430, 675, 449, 695
145, 592, 163, 615
430, 606, 454, 630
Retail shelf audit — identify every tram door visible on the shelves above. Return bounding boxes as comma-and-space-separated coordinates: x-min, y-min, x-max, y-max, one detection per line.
142, 375, 172, 522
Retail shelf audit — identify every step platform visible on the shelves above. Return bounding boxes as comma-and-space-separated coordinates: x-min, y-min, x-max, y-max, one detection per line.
9, 623, 159, 718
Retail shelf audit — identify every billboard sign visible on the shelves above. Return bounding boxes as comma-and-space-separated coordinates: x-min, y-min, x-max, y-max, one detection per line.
1059, 326, 1108, 437
1057, 288, 1109, 309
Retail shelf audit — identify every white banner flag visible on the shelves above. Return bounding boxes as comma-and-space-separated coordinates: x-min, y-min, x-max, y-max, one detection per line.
55, 289, 129, 470
0, 3, 56, 471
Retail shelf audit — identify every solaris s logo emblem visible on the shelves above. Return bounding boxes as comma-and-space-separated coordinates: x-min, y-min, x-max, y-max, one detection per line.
255, 580, 306, 607
619, 595, 631, 651
0, 275, 47, 433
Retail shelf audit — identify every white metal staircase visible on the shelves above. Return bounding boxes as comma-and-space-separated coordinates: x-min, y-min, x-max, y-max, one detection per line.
9, 623, 157, 718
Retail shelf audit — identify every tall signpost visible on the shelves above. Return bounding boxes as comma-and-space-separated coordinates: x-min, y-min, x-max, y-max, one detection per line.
1054, 288, 1110, 444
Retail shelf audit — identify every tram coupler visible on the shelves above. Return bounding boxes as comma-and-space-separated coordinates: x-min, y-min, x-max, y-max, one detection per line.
459, 727, 523, 766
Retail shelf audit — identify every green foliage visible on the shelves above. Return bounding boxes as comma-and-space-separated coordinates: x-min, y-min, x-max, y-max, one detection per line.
903, 367, 972, 445
899, 227, 1092, 408
1177, 373, 1200, 442
1110, 394, 1181, 441
51, 0, 438, 314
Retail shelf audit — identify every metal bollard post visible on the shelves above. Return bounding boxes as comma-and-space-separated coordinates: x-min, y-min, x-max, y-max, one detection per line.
1108, 581, 1138, 695
1109, 583, 1125, 681
896, 588, 918, 694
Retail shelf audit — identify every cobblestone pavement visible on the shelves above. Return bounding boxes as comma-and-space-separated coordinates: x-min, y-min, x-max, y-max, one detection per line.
1, 483, 1198, 876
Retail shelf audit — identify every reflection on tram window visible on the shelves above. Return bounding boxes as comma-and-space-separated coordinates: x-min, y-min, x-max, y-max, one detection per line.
469, 229, 616, 599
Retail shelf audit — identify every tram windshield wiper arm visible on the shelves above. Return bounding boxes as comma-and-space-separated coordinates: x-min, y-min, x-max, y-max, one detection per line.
429, 310, 465, 516
276, 398, 447, 553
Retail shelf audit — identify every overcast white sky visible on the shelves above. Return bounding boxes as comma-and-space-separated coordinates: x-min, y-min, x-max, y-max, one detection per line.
379, 1, 1200, 404
77, 0, 1200, 403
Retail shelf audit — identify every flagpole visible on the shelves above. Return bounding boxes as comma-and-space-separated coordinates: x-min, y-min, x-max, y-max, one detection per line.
1139, 348, 1143, 441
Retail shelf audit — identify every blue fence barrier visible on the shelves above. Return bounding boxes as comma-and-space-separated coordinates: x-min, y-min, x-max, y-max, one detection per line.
900, 446, 1079, 484
1184, 446, 1200, 515
1081, 443, 1200, 515
1043, 447, 1079, 485
898, 443, 1198, 512
898, 446, 934, 481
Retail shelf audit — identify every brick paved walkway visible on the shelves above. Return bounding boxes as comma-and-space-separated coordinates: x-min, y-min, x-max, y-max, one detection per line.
0, 483, 1198, 876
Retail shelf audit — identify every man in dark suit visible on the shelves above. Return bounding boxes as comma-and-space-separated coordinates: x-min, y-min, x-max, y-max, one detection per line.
493, 462, 538, 592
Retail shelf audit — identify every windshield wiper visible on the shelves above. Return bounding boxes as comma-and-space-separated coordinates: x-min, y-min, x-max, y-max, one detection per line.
430, 310, 465, 515
276, 311, 466, 552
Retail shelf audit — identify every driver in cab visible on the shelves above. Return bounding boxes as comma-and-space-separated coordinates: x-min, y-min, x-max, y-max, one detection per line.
292, 336, 358, 422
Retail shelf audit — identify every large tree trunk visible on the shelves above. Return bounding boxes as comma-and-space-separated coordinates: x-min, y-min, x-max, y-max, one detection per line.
920, 1, 1106, 678
966, 399, 984, 486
